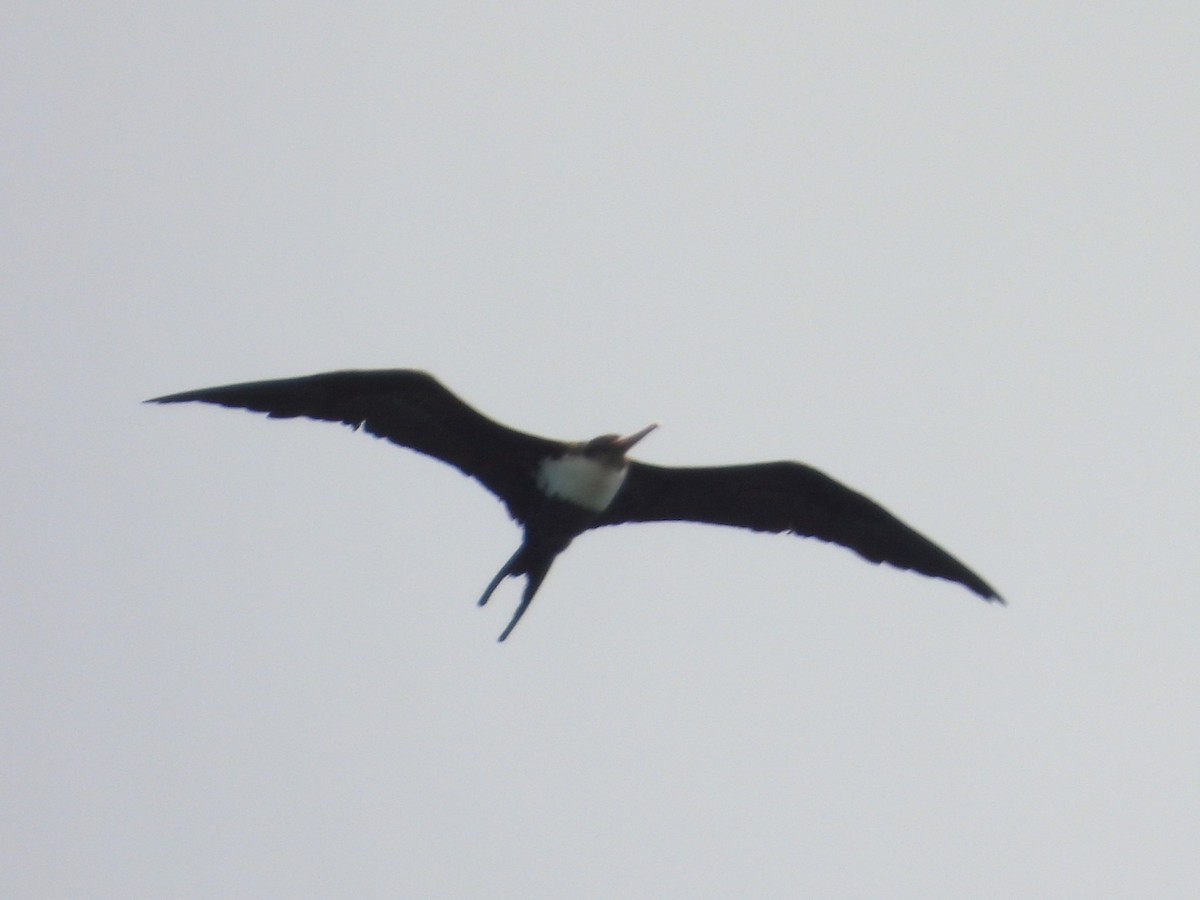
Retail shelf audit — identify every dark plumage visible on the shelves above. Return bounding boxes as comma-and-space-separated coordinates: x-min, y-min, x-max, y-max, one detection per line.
148, 369, 1002, 640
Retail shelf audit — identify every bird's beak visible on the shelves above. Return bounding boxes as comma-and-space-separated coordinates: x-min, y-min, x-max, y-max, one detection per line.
616, 422, 658, 451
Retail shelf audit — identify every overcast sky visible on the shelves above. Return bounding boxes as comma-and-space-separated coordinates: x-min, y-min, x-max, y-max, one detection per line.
3, 3, 1198, 897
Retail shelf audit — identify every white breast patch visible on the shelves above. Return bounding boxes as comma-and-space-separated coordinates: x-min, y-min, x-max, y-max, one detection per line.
536, 455, 628, 512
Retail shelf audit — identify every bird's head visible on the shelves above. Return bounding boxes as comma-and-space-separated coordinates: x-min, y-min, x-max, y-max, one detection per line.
581, 423, 658, 464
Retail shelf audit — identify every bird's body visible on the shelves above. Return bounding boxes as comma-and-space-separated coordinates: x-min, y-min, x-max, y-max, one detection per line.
536, 452, 633, 512
148, 369, 1002, 640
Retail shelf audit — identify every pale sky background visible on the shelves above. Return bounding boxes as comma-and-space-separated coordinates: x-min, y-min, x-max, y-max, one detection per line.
3, 3, 1198, 897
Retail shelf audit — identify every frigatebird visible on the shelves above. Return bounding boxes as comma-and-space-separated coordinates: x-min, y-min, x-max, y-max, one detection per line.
148, 369, 1002, 640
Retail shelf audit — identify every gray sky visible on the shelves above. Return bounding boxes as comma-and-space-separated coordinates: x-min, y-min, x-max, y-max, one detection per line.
4, 3, 1198, 897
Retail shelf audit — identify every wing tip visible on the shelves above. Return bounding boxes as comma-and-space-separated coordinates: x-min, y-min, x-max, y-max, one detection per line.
968, 579, 1005, 605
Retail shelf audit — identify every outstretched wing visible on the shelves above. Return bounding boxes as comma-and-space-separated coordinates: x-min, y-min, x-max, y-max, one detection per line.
594, 460, 1001, 601
147, 369, 562, 524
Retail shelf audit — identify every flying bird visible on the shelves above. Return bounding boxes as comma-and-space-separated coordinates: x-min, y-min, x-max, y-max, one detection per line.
148, 369, 1002, 640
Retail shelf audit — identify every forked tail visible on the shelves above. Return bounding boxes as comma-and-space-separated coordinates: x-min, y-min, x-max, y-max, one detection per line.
477, 544, 556, 642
